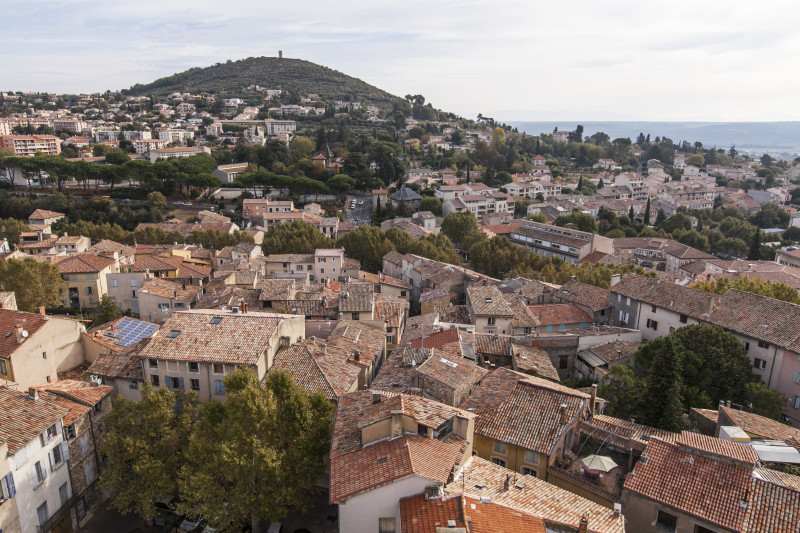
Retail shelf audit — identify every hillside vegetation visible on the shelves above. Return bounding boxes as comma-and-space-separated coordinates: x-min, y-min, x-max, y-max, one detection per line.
122, 56, 400, 105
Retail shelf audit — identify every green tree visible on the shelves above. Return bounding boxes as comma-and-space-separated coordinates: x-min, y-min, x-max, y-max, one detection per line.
260, 221, 332, 255
0, 217, 31, 245
100, 385, 199, 521
179, 369, 332, 533
597, 365, 642, 420
147, 191, 168, 211
94, 295, 123, 326
418, 196, 442, 216
336, 225, 396, 272
0, 258, 65, 312
326, 174, 356, 195
441, 211, 479, 249
643, 198, 651, 225
749, 229, 762, 260
288, 136, 314, 157
686, 154, 705, 167
640, 337, 685, 431
555, 211, 598, 234
692, 276, 800, 305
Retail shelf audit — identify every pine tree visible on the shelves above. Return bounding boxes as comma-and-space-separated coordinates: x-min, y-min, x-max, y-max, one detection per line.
628, 206, 635, 221
749, 230, 761, 260
642, 338, 685, 432
597, 178, 605, 189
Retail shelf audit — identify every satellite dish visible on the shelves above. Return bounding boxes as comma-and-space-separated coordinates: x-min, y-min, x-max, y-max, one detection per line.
22, 330, 29, 338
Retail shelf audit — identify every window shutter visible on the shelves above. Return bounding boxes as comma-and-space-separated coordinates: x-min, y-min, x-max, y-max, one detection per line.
5, 472, 15, 497
49, 450, 56, 470
794, 372, 799, 384
164, 376, 171, 389
61, 442, 70, 461
30, 464, 37, 485
41, 460, 47, 480
178, 378, 185, 390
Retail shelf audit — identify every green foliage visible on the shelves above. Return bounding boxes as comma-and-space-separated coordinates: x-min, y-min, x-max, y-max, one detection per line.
441, 212, 479, 249
0, 217, 31, 245
598, 365, 641, 420
640, 337, 685, 432
100, 385, 200, 520
326, 173, 356, 195
0, 258, 65, 312
692, 276, 800, 304
336, 225, 396, 272
260, 220, 333, 255
744, 382, 787, 420
94, 295, 124, 327
554, 211, 599, 233
418, 196, 442, 216
179, 369, 333, 530
147, 191, 168, 211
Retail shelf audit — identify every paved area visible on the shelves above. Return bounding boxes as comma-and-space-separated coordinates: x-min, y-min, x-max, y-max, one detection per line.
345, 192, 372, 226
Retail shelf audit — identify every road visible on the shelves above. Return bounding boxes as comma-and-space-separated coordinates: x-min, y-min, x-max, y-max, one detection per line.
345, 192, 373, 227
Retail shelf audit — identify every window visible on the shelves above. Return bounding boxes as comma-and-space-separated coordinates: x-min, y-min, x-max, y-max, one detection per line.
646, 319, 658, 330
379, 517, 396, 533
754, 358, 766, 370
521, 466, 537, 477
744, 342, 750, 352
209, 316, 223, 324
188, 362, 199, 373
524, 450, 539, 465
79, 434, 90, 458
64, 424, 76, 440
400, 291, 406, 297
151, 374, 159, 387
213, 363, 224, 374
352, 313, 360, 321
37, 502, 48, 526
214, 380, 225, 395
758, 340, 770, 349
130, 279, 138, 287
166, 330, 181, 338
132, 290, 137, 298
679, 314, 688, 323
84, 460, 96, 485
148, 358, 158, 368
42, 351, 47, 359
487, 316, 496, 326
93, 402, 102, 414
158, 303, 170, 310
44, 424, 58, 442
190, 378, 200, 391
110, 279, 118, 287
493, 441, 507, 455
491, 457, 507, 467
59, 482, 69, 505
559, 356, 568, 369
32, 459, 47, 487
656, 509, 677, 531
626, 297, 631, 306
1, 472, 16, 499
129, 381, 139, 390
168, 376, 183, 390
694, 525, 716, 533
85, 286, 93, 295
652, 305, 657, 312
0, 359, 6, 375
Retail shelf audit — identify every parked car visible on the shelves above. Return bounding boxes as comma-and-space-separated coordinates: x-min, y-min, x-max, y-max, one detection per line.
179, 513, 204, 532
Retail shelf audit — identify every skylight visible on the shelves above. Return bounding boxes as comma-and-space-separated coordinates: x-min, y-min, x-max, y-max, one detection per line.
209, 316, 223, 324
166, 330, 181, 338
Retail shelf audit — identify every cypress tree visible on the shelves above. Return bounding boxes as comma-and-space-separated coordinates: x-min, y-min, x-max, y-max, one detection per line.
643, 198, 651, 224
642, 338, 685, 432
597, 178, 605, 189
749, 230, 761, 260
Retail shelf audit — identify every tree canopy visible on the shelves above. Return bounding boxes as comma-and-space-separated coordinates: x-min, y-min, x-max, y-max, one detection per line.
0, 258, 65, 312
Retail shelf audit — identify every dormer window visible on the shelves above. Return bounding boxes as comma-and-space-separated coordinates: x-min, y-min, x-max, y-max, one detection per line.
485, 298, 492, 303
377, 457, 388, 465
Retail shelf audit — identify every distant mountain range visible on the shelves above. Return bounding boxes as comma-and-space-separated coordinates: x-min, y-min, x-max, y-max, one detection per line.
123, 56, 400, 107
509, 121, 800, 156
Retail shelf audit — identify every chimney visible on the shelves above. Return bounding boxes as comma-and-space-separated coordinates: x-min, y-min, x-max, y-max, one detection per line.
503, 474, 512, 492
15, 324, 25, 345
559, 403, 570, 425
37, 307, 45, 315
353, 350, 360, 362
590, 384, 598, 416
726, 400, 731, 408
27, 387, 38, 401
241, 301, 248, 313
707, 296, 715, 314
372, 391, 382, 404
610, 274, 621, 287
578, 516, 589, 533
390, 410, 403, 437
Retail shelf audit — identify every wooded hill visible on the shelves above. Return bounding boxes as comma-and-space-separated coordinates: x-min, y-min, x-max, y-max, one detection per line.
122, 56, 400, 106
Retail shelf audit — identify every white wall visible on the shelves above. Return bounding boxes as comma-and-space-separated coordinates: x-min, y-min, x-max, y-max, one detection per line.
338, 475, 432, 533
9, 419, 71, 533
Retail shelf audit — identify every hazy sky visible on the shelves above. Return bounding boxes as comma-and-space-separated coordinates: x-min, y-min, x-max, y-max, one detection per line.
5, 1, 800, 122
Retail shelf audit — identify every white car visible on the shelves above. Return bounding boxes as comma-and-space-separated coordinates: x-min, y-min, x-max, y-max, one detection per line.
359, 200, 364, 205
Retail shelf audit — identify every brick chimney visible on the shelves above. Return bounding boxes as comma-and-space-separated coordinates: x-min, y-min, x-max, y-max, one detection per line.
559, 403, 570, 425
590, 384, 598, 417
37, 307, 45, 315
27, 387, 38, 401
353, 350, 360, 362
372, 391, 382, 404
241, 301, 248, 313
578, 516, 589, 533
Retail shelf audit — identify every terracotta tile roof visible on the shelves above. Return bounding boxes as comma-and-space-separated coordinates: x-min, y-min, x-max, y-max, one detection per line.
557, 280, 611, 311
753, 468, 800, 492
505, 296, 539, 329
29, 209, 64, 220
0, 309, 50, 359
720, 406, 800, 441
435, 305, 471, 325
87, 351, 145, 380
707, 289, 800, 349
330, 390, 473, 502
400, 493, 547, 533
742, 475, 800, 532
271, 340, 361, 400
624, 438, 752, 531
419, 287, 450, 303
510, 343, 560, 381
410, 327, 461, 351
38, 390, 88, 426
56, 253, 115, 273
372, 348, 422, 395
0, 387, 68, 454
88, 239, 130, 256
527, 303, 594, 326
586, 415, 679, 446
462, 368, 589, 455
40, 379, 112, 408
339, 283, 374, 313
415, 350, 489, 393
383, 251, 405, 266
611, 274, 714, 320
374, 293, 408, 329
580, 250, 611, 264
444, 457, 623, 533
584, 339, 641, 364
468, 285, 514, 317
130, 255, 181, 273
194, 287, 261, 310
138, 277, 201, 301
677, 431, 759, 466
16, 238, 58, 251
474, 334, 511, 357
139, 309, 291, 365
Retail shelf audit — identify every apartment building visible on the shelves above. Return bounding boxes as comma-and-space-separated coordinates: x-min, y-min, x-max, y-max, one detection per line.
0, 135, 61, 157
510, 221, 613, 264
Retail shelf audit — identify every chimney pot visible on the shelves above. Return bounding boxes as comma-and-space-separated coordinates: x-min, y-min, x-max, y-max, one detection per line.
37, 307, 45, 315
372, 391, 382, 404
726, 400, 731, 408
14, 324, 25, 345
28, 387, 38, 401
353, 349, 360, 362
590, 384, 598, 416
578, 516, 589, 533
559, 403, 570, 424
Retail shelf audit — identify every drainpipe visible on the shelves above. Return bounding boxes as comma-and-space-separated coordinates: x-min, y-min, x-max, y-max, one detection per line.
206, 363, 212, 400
767, 345, 780, 389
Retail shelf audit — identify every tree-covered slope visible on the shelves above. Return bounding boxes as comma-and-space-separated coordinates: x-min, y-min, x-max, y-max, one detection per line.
122, 56, 399, 105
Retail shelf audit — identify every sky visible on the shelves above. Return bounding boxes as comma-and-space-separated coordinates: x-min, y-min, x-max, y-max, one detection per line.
4, 0, 800, 122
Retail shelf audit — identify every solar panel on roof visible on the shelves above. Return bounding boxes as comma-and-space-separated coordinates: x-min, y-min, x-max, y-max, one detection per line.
104, 318, 158, 347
